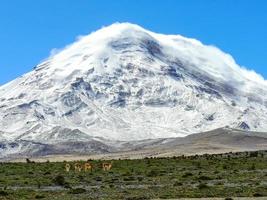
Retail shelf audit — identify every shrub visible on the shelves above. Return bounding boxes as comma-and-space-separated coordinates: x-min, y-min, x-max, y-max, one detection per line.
69, 188, 86, 194
126, 196, 149, 200
94, 176, 102, 182
37, 181, 41, 189
122, 171, 131, 176
198, 175, 212, 180
78, 175, 84, 182
111, 178, 119, 182
253, 193, 263, 197
214, 181, 224, 185
0, 190, 8, 196
250, 151, 258, 157
35, 194, 45, 199
123, 176, 135, 181
197, 183, 209, 189
147, 169, 160, 177
173, 181, 183, 186
249, 164, 256, 170
53, 175, 65, 186
43, 171, 51, 175
182, 172, 193, 178
137, 176, 143, 182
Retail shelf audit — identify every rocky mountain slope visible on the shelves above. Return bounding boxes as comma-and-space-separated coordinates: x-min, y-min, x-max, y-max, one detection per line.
0, 23, 267, 158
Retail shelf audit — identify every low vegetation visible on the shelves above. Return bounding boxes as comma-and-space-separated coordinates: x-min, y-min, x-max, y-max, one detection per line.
0, 150, 266, 199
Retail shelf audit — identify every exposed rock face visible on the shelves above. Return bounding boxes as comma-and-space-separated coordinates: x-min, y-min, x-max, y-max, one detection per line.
238, 122, 250, 130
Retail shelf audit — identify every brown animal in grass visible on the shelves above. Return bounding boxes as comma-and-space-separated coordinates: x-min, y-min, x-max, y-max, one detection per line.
65, 163, 71, 172
74, 163, 83, 172
84, 162, 93, 172
102, 162, 112, 171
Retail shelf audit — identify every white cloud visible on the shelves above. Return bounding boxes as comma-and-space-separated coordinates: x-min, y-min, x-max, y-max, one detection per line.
45, 22, 267, 91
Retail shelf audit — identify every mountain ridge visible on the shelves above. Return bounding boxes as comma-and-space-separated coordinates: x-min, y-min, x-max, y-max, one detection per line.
3, 128, 267, 161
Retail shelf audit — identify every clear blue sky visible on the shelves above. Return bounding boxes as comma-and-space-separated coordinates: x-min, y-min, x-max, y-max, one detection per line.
0, 0, 267, 85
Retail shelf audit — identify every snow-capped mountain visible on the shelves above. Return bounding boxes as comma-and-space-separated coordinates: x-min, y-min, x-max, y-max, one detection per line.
0, 23, 267, 157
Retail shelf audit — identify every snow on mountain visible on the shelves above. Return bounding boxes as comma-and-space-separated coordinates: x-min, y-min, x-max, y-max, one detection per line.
0, 23, 267, 157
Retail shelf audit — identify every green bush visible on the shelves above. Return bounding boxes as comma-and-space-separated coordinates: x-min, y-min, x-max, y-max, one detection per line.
253, 193, 263, 197
249, 164, 256, 170
53, 175, 65, 186
0, 190, 8, 196
182, 172, 193, 178
147, 169, 160, 177
250, 151, 258, 157
197, 183, 209, 190
123, 176, 135, 181
68, 188, 86, 194
197, 175, 212, 180
173, 181, 183, 186
126, 196, 149, 200
94, 176, 102, 181
35, 194, 45, 199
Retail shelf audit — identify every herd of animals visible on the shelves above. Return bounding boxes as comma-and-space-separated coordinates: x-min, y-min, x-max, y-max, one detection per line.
65, 162, 112, 172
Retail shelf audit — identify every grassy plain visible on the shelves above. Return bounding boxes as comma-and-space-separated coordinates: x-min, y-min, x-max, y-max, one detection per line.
0, 151, 266, 200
